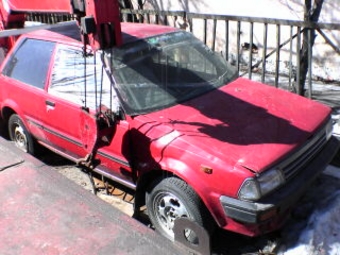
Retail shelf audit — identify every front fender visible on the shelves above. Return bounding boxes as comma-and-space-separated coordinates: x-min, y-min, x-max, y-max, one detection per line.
154, 156, 228, 227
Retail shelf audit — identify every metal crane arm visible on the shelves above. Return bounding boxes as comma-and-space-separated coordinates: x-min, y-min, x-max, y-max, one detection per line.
0, 0, 122, 50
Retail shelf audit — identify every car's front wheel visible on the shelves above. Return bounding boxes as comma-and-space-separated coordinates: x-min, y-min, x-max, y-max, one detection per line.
146, 177, 214, 243
8, 114, 35, 154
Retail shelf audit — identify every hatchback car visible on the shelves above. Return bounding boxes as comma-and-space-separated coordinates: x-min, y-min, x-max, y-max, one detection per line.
0, 21, 338, 242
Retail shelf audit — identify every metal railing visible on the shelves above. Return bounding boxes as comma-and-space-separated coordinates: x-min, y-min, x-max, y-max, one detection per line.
121, 9, 340, 97
27, 13, 75, 24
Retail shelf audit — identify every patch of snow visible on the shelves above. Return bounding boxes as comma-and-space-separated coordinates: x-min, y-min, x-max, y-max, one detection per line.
277, 164, 340, 255
324, 165, 340, 179
280, 192, 340, 254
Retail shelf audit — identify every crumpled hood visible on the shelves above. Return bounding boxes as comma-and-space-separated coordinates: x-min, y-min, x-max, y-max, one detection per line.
141, 78, 331, 173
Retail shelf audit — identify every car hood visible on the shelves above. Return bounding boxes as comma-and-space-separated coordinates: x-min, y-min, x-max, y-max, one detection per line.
140, 78, 331, 173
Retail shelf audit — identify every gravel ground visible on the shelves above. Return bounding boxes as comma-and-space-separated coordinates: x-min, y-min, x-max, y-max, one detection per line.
36, 151, 135, 217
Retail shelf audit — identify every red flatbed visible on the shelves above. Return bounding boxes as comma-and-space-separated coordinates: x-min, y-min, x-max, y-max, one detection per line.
0, 137, 186, 254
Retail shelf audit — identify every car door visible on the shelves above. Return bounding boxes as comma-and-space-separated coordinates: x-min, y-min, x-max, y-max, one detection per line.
46, 44, 134, 183
0, 38, 56, 141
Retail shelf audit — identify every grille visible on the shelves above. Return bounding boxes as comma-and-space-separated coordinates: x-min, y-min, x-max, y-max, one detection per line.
278, 127, 327, 180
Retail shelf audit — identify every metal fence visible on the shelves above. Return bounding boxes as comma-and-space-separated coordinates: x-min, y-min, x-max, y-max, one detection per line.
27, 10, 340, 97
121, 9, 340, 97
27, 13, 75, 24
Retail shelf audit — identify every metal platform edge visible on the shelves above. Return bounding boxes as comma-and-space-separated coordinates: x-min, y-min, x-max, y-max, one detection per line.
0, 137, 188, 255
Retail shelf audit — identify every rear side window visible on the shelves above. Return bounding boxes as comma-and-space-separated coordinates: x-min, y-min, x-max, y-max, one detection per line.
3, 38, 55, 89
49, 45, 119, 111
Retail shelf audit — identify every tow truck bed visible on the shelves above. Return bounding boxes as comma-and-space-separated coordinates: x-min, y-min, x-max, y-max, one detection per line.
0, 137, 185, 254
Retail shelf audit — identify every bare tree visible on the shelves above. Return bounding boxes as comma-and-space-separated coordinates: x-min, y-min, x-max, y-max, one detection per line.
297, 0, 325, 95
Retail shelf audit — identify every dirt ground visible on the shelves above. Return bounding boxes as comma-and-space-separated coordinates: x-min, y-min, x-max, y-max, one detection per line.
37, 151, 135, 217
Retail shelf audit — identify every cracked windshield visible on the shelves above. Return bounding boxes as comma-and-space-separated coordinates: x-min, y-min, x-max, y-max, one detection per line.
109, 31, 237, 115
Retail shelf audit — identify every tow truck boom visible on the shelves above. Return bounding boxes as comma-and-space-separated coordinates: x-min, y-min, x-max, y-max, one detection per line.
0, 0, 122, 50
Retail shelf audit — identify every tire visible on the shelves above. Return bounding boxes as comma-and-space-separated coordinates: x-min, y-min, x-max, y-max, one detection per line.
8, 114, 35, 154
146, 177, 214, 243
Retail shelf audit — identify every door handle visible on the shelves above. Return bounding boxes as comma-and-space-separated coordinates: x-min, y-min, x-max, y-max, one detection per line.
46, 100, 55, 107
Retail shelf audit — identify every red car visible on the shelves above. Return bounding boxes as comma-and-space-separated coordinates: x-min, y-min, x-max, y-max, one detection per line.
0, 21, 338, 242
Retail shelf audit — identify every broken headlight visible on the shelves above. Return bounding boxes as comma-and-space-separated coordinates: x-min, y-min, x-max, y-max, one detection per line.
238, 169, 285, 201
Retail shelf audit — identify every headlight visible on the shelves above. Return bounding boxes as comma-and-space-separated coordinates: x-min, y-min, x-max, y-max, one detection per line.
238, 169, 285, 201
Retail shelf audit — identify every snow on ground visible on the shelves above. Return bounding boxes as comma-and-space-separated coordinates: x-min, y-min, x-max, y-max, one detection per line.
277, 164, 340, 255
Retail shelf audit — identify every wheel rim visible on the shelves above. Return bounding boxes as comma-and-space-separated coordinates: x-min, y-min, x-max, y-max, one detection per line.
12, 124, 28, 152
152, 191, 191, 239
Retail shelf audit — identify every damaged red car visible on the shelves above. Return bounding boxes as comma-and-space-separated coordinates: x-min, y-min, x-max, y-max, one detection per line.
0, 21, 338, 242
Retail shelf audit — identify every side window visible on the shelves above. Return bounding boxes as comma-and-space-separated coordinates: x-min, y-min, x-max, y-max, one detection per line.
3, 38, 55, 89
49, 45, 119, 111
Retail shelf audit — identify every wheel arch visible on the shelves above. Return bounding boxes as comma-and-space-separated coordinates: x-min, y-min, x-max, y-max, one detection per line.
134, 169, 175, 212
2, 106, 16, 122
134, 157, 227, 228
1, 101, 31, 133
1, 99, 25, 123
134, 167, 220, 226
134, 156, 196, 210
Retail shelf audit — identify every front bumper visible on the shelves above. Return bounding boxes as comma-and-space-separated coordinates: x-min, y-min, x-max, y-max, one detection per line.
220, 136, 339, 226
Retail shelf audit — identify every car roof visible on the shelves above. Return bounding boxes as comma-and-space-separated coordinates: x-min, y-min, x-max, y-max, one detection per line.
120, 22, 178, 44
22, 21, 179, 46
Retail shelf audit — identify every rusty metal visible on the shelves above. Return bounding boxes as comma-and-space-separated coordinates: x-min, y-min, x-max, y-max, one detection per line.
90, 173, 135, 204
174, 218, 211, 255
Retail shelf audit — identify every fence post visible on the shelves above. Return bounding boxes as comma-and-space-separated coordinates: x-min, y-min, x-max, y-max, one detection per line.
225, 20, 229, 61
212, 19, 217, 51
275, 24, 281, 87
261, 23, 268, 83
203, 19, 207, 45
296, 26, 301, 95
248, 22, 254, 80
236, 21, 241, 73
307, 29, 313, 98
289, 26, 294, 90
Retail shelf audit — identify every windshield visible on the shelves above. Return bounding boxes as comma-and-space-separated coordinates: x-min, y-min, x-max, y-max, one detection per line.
108, 31, 237, 115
